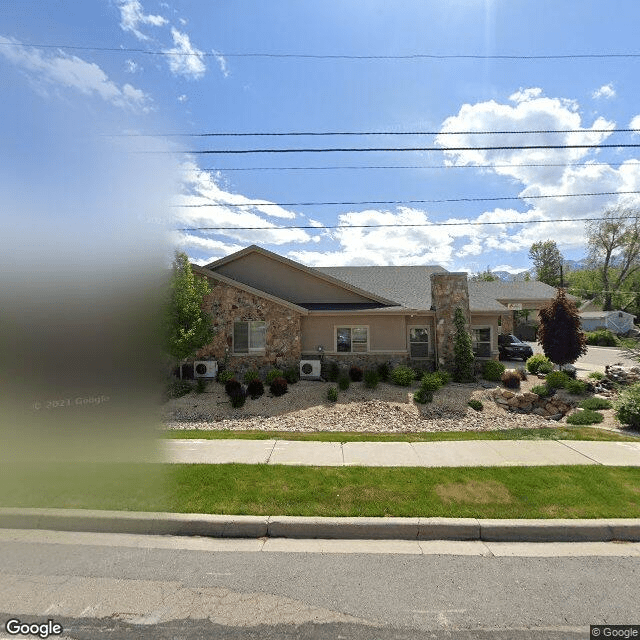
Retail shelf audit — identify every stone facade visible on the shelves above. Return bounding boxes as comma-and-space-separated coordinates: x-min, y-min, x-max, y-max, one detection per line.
430, 273, 471, 370
500, 312, 514, 335
194, 275, 302, 377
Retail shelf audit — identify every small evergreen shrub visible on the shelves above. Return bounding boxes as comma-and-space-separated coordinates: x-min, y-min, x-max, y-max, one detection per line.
390, 365, 415, 386
229, 388, 246, 408
588, 371, 605, 380
269, 376, 288, 397
195, 378, 208, 394
501, 370, 521, 389
614, 383, 640, 429
565, 379, 588, 395
545, 371, 571, 390
224, 379, 242, 396
217, 370, 235, 384
243, 370, 260, 384
283, 367, 299, 384
163, 380, 194, 400
526, 354, 553, 375
579, 397, 612, 410
531, 384, 551, 398
585, 329, 618, 347
468, 399, 483, 411
566, 409, 604, 425
364, 370, 379, 389
376, 362, 391, 382
265, 369, 284, 384
414, 388, 433, 404
246, 379, 265, 399
434, 370, 451, 386
420, 372, 442, 393
326, 361, 340, 382
338, 375, 351, 391
452, 307, 475, 382
482, 360, 505, 382
327, 386, 338, 402
516, 367, 528, 381
349, 365, 364, 382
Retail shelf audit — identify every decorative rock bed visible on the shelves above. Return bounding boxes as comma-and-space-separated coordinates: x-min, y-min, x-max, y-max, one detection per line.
491, 387, 575, 420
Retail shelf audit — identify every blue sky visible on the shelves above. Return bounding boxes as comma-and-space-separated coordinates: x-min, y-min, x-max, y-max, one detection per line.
3, 0, 640, 274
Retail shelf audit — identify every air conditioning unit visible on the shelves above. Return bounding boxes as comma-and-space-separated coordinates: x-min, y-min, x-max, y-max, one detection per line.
299, 359, 322, 380
194, 360, 218, 378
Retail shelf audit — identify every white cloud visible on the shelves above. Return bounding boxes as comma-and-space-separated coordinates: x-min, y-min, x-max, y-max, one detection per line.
178, 94, 188, 102
117, 0, 168, 41
165, 28, 206, 79
0, 36, 151, 112
212, 49, 229, 78
592, 83, 616, 100
630, 115, 640, 132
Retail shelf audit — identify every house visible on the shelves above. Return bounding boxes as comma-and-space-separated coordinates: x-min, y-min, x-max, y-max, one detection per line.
190, 245, 563, 376
579, 310, 636, 334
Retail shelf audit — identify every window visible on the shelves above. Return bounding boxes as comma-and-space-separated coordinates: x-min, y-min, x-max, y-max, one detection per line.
336, 326, 368, 353
472, 326, 491, 358
408, 326, 429, 358
233, 321, 266, 354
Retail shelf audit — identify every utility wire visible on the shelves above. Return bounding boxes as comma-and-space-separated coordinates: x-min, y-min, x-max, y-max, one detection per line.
173, 190, 640, 209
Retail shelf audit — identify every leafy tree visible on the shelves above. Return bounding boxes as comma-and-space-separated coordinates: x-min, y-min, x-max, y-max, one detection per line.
528, 240, 564, 287
164, 251, 215, 378
586, 206, 640, 310
470, 267, 499, 282
537, 289, 587, 367
452, 307, 475, 382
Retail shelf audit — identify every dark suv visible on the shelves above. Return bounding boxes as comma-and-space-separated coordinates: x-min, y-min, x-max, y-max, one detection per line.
498, 334, 533, 361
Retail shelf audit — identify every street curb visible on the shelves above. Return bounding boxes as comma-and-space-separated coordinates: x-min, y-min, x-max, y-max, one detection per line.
1, 508, 640, 542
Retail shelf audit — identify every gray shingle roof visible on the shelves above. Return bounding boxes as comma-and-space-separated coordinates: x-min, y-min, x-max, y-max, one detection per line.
468, 280, 563, 300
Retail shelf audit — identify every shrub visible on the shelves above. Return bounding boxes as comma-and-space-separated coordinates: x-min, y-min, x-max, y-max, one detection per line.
390, 365, 415, 387
588, 371, 605, 380
420, 372, 442, 394
338, 375, 351, 391
482, 360, 505, 382
229, 388, 246, 409
243, 370, 260, 384
363, 370, 379, 389
217, 370, 235, 384
526, 354, 553, 375
269, 376, 288, 397
545, 371, 571, 390
531, 384, 551, 398
614, 383, 640, 429
585, 329, 618, 347
516, 367, 528, 381
565, 379, 589, 396
468, 399, 483, 411
566, 409, 604, 425
265, 369, 284, 384
349, 365, 364, 382
580, 397, 612, 410
246, 379, 265, 399
452, 307, 475, 382
283, 367, 299, 384
195, 377, 208, 394
224, 379, 242, 396
326, 361, 340, 382
163, 380, 194, 400
434, 370, 451, 386
413, 388, 433, 404
376, 362, 391, 382
501, 369, 521, 389
327, 386, 338, 402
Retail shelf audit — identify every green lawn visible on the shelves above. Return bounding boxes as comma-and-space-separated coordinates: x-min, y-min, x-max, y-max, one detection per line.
2, 463, 640, 519
161, 426, 638, 442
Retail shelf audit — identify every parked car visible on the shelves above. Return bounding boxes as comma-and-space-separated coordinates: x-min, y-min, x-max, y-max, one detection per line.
498, 334, 534, 361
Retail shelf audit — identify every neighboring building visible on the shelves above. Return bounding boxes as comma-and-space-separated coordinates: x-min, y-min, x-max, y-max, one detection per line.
190, 245, 564, 376
579, 310, 636, 334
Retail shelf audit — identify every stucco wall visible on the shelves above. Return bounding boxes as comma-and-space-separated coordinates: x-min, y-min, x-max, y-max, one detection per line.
471, 313, 500, 359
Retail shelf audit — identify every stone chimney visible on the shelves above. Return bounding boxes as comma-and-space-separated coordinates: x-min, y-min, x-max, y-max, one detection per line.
430, 272, 471, 370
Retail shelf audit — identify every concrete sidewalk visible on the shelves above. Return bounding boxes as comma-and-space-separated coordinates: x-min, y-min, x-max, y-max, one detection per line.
162, 438, 640, 467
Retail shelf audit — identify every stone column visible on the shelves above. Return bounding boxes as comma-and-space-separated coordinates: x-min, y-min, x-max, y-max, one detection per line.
430, 273, 471, 370
500, 312, 514, 335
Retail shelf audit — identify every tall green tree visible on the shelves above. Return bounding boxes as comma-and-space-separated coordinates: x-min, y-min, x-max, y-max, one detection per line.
586, 206, 640, 310
469, 267, 499, 282
164, 252, 215, 378
528, 240, 564, 287
537, 289, 587, 367
452, 307, 475, 382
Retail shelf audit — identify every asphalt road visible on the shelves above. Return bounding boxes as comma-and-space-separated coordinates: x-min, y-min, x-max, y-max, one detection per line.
1, 532, 639, 639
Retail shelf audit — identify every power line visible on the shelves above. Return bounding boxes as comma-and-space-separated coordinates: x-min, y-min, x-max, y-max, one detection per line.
4, 42, 640, 61
173, 190, 640, 209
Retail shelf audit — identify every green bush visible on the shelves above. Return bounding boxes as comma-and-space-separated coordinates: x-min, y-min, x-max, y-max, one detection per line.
565, 379, 588, 395
283, 367, 299, 384
420, 372, 443, 393
327, 386, 338, 402
588, 371, 605, 380
217, 370, 235, 384
163, 380, 194, 400
482, 360, 505, 382
531, 384, 551, 398
246, 379, 265, 399
243, 370, 260, 384
229, 388, 246, 409
526, 354, 553, 375
545, 371, 571, 390
468, 399, 483, 411
349, 365, 364, 382
195, 377, 208, 394
363, 370, 379, 389
452, 307, 475, 382
585, 329, 618, 347
434, 370, 451, 386
501, 370, 521, 389
566, 409, 604, 425
326, 361, 340, 382
269, 377, 288, 397
265, 369, 284, 384
376, 362, 391, 382
614, 383, 640, 429
390, 365, 415, 386
580, 397, 612, 410
338, 375, 351, 391
413, 388, 433, 404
